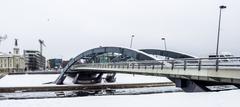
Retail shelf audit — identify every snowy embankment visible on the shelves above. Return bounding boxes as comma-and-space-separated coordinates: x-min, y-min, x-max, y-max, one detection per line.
0, 74, 171, 87
0, 89, 239, 107
0, 74, 59, 87
0, 74, 239, 107
0, 74, 179, 99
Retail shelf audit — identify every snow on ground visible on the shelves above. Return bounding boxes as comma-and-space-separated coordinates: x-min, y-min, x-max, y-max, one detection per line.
0, 74, 179, 99
0, 74, 59, 87
114, 74, 171, 83
0, 89, 240, 107
0, 74, 170, 87
0, 74, 239, 107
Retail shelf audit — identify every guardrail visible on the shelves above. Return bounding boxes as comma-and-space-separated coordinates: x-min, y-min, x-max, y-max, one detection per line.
73, 57, 240, 71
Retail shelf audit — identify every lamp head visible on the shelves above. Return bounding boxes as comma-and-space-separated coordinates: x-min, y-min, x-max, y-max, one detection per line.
220, 5, 227, 9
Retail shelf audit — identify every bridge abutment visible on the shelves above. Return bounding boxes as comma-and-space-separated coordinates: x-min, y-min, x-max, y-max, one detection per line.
169, 78, 210, 92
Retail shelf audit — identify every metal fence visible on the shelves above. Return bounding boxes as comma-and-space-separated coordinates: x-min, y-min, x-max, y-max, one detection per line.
73, 57, 240, 71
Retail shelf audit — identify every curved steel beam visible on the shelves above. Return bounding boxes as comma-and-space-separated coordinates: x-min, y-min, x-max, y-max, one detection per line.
56, 46, 158, 84
140, 49, 195, 59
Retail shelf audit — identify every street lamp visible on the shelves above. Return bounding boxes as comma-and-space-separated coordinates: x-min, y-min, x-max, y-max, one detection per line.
130, 35, 135, 76
161, 37, 168, 59
215, 5, 226, 71
130, 35, 135, 48
216, 5, 227, 57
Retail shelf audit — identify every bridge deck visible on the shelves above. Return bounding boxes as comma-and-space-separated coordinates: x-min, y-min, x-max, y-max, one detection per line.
73, 67, 240, 84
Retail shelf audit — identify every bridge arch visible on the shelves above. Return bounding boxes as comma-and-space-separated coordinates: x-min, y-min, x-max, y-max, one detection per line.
55, 47, 239, 92
139, 49, 195, 59
56, 46, 158, 84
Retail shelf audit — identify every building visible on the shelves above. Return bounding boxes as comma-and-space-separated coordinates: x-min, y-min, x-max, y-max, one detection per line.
24, 50, 46, 71
0, 40, 25, 73
48, 58, 62, 69
61, 60, 69, 68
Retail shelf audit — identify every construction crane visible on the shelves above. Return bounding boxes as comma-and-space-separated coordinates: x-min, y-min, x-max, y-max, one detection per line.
39, 39, 46, 55
0, 34, 7, 44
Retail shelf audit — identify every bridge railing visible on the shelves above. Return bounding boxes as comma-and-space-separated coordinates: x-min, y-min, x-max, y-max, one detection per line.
72, 57, 240, 71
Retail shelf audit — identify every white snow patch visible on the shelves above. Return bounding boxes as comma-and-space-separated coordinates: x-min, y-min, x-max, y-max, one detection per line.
0, 74, 58, 87
0, 74, 170, 87
0, 90, 240, 107
114, 74, 171, 83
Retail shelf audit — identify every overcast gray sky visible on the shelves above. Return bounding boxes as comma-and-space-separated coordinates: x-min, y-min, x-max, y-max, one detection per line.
0, 0, 239, 59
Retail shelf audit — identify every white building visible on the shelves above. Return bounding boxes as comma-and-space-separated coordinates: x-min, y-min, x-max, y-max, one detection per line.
0, 40, 25, 73
0, 52, 25, 73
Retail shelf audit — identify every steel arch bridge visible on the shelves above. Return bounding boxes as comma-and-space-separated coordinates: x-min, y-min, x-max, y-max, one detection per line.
56, 46, 194, 85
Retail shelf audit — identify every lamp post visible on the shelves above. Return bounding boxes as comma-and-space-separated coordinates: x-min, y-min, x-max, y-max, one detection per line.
161, 37, 168, 60
130, 35, 134, 48
216, 5, 227, 57
216, 5, 227, 71
130, 35, 135, 76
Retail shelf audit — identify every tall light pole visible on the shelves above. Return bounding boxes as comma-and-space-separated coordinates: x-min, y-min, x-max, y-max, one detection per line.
161, 37, 167, 59
216, 5, 227, 57
215, 5, 226, 71
130, 35, 134, 48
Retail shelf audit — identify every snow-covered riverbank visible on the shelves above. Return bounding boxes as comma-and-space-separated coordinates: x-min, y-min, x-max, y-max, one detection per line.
0, 89, 239, 107
0, 74, 171, 87
0, 74, 239, 107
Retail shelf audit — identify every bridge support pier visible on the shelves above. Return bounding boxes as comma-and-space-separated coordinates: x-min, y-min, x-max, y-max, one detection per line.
95, 73, 104, 83
72, 72, 104, 84
56, 75, 66, 85
234, 85, 240, 89
106, 73, 116, 83
73, 73, 80, 84
169, 78, 210, 92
